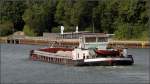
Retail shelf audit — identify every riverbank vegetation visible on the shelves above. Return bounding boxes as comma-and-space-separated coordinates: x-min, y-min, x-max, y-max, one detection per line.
0, 0, 149, 40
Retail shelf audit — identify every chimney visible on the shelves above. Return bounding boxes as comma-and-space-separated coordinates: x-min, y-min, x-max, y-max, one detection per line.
61, 26, 64, 34
76, 26, 78, 33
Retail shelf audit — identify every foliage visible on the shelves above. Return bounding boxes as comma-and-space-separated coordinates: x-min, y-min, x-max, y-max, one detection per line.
71, 0, 87, 26
55, 0, 65, 25
0, 1, 26, 31
85, 27, 93, 32
23, 25, 36, 36
51, 27, 60, 33
0, 0, 149, 40
114, 0, 149, 40
23, 0, 56, 36
114, 23, 130, 40
0, 21, 13, 36
140, 30, 149, 40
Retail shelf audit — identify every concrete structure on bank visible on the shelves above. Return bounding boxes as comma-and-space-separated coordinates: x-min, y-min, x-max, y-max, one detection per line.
0, 31, 149, 48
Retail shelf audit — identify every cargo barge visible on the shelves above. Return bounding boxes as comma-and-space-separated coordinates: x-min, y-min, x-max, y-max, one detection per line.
30, 33, 134, 66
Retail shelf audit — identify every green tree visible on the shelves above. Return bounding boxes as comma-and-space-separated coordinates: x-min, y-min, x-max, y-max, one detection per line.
0, 1, 26, 36
55, 0, 65, 25
55, 0, 74, 32
71, 0, 87, 26
0, 0, 148, 40
114, 0, 149, 40
0, 21, 13, 36
92, 0, 119, 33
0, 1, 26, 31
71, 0, 97, 31
23, 2, 41, 36
23, 0, 56, 36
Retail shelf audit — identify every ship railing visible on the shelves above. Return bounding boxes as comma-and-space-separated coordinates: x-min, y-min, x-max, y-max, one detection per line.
33, 50, 72, 59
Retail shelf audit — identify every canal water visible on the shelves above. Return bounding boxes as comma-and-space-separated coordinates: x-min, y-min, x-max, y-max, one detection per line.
0, 44, 149, 84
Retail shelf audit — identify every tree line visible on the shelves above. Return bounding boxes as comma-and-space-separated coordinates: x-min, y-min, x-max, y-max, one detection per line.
0, 0, 149, 40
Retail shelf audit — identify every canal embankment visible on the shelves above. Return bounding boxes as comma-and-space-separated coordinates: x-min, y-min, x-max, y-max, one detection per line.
0, 36, 149, 48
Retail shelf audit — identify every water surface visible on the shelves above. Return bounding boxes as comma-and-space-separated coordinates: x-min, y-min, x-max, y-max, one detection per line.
0, 44, 149, 83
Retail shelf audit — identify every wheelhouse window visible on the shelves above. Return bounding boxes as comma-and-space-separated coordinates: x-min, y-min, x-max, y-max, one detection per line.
85, 37, 96, 43
97, 37, 108, 42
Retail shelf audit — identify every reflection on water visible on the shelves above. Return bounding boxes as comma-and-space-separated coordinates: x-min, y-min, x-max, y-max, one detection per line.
0, 44, 149, 83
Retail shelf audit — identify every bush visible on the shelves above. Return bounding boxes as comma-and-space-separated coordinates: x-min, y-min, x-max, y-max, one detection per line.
23, 25, 36, 36
51, 27, 60, 33
52, 26, 74, 33
85, 27, 93, 32
114, 22, 149, 40
140, 31, 149, 41
114, 23, 130, 40
0, 22, 13, 36
64, 26, 74, 32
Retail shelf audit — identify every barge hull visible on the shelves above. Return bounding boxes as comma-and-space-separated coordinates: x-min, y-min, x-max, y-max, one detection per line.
30, 50, 133, 66
30, 50, 83, 66
83, 59, 133, 66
